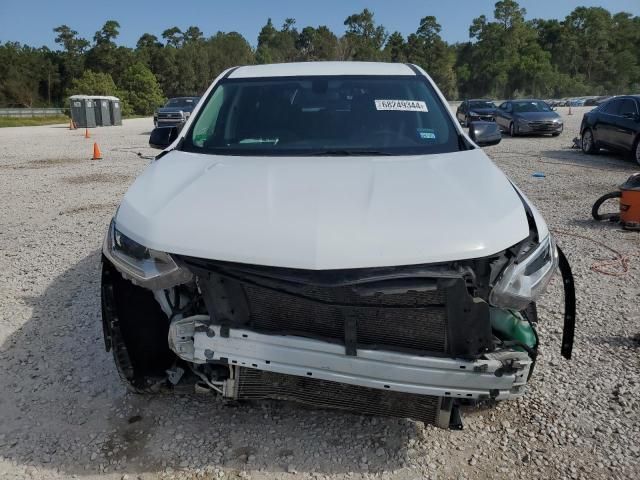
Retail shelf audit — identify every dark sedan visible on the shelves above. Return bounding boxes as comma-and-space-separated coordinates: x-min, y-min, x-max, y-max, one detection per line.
456, 99, 497, 126
495, 100, 563, 137
581, 95, 640, 165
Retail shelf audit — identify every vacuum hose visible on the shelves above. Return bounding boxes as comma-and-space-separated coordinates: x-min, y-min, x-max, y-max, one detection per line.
592, 191, 621, 222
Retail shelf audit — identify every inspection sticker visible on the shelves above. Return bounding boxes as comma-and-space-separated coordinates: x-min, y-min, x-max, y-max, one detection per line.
374, 99, 428, 112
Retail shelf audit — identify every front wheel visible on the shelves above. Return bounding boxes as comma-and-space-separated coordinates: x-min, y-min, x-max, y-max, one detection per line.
581, 128, 599, 154
509, 122, 517, 137
632, 137, 640, 166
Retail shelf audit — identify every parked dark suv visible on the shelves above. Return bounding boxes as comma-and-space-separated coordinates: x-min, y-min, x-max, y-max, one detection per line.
456, 99, 497, 126
154, 97, 200, 127
581, 95, 640, 165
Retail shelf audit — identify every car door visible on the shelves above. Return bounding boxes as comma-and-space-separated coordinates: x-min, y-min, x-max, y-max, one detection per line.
496, 102, 511, 131
456, 101, 467, 123
613, 98, 640, 151
594, 99, 621, 148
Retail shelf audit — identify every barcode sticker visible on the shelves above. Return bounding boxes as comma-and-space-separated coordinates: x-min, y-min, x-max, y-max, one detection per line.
374, 99, 428, 112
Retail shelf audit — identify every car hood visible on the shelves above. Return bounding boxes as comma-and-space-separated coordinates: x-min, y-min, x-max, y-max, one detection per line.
115, 149, 534, 270
514, 111, 560, 121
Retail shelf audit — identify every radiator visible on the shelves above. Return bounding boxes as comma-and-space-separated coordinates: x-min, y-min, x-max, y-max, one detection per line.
235, 367, 452, 428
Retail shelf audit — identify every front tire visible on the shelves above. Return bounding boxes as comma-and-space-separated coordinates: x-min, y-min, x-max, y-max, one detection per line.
581, 128, 599, 154
509, 122, 517, 137
101, 260, 176, 393
632, 136, 640, 166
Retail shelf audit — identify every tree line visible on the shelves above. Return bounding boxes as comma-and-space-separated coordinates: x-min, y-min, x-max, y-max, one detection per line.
1, 0, 638, 115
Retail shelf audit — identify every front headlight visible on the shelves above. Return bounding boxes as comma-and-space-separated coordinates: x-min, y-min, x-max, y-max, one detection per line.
489, 235, 558, 310
468, 111, 479, 116
103, 220, 192, 289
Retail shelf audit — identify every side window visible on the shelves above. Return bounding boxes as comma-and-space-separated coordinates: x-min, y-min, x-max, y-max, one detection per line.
619, 99, 638, 117
191, 85, 228, 147
602, 100, 621, 115
498, 102, 507, 110
505, 103, 512, 112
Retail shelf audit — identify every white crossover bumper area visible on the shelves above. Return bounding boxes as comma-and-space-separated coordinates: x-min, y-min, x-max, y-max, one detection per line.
169, 315, 532, 401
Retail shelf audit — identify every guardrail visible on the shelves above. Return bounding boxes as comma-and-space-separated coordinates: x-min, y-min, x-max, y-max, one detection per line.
0, 108, 66, 118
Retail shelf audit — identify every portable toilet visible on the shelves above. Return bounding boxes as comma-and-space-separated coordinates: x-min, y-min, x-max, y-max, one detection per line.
93, 96, 112, 126
107, 96, 122, 126
69, 95, 97, 128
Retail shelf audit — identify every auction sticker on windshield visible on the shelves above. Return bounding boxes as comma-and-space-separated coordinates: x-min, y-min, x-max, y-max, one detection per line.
374, 99, 428, 112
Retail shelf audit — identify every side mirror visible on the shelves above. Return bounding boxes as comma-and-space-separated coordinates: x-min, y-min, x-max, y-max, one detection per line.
551, 106, 557, 111
149, 126, 179, 149
469, 121, 502, 147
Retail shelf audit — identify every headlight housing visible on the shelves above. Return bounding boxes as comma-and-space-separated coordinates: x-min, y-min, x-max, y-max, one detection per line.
489, 235, 558, 310
468, 111, 479, 116
103, 220, 192, 290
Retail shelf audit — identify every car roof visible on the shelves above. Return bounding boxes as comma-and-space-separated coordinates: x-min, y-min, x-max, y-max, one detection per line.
169, 97, 199, 100
468, 99, 494, 102
229, 62, 418, 79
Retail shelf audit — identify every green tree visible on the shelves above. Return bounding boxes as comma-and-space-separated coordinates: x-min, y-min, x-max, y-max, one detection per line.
403, 17, 457, 98
256, 18, 299, 63
343, 9, 387, 60
466, 0, 554, 98
117, 63, 165, 115
384, 32, 407, 62
53, 25, 89, 93
162, 27, 183, 47
183, 26, 204, 44
67, 70, 118, 96
296, 26, 339, 60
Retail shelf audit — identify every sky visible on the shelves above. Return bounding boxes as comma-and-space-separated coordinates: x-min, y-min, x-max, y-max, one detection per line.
1, 0, 639, 49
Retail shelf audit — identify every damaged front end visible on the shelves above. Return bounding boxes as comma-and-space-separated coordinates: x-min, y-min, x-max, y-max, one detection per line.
101, 219, 562, 428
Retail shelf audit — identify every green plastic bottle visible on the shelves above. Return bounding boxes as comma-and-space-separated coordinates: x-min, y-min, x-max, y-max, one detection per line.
490, 308, 537, 349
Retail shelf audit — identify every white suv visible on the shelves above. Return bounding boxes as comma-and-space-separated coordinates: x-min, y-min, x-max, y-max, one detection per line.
101, 62, 560, 428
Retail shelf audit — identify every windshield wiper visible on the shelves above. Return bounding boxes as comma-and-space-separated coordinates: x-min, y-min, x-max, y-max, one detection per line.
303, 149, 393, 156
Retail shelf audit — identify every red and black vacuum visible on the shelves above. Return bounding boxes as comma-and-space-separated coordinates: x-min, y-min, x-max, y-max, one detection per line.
592, 173, 640, 231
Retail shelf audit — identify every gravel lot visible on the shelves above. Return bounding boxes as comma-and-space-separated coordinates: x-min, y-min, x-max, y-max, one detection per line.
0, 108, 639, 480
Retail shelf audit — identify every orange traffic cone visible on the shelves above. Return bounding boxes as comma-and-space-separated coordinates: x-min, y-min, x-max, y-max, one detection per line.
69, 118, 75, 130
568, 104, 573, 116
92, 142, 102, 160
85, 128, 90, 139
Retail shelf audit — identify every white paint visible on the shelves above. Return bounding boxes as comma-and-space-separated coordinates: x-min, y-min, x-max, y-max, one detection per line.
119, 61, 547, 270
115, 147, 531, 270
229, 61, 416, 78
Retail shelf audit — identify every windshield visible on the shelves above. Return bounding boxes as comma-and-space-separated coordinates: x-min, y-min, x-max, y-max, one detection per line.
469, 101, 496, 109
512, 101, 551, 113
182, 75, 461, 156
166, 98, 198, 108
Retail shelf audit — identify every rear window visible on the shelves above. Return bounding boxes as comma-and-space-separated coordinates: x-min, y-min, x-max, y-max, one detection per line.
182, 75, 461, 156
512, 101, 552, 113
469, 101, 496, 109
166, 98, 198, 107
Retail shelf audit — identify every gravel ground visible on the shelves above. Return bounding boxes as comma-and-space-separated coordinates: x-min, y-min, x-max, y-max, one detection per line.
0, 108, 638, 480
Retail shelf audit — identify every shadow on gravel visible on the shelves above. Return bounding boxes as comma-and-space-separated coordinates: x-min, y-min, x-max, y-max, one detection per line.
0, 252, 422, 478
539, 149, 638, 172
